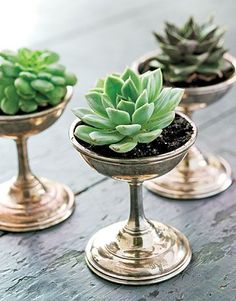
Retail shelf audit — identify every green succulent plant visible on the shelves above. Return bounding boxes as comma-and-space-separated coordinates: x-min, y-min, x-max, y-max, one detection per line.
73, 68, 184, 153
149, 16, 231, 84
0, 48, 77, 115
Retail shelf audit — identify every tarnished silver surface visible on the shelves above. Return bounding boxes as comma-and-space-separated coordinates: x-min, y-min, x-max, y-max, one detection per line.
132, 51, 236, 199
0, 87, 75, 232
70, 113, 197, 285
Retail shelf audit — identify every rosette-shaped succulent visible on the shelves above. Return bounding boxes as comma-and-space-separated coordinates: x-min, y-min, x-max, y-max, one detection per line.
73, 68, 183, 153
0, 48, 77, 115
149, 16, 231, 85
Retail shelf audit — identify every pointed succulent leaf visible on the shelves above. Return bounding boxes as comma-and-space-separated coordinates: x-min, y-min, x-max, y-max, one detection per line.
135, 90, 148, 109
148, 111, 175, 130
152, 87, 171, 111
72, 107, 94, 119
132, 103, 154, 125
102, 94, 115, 109
74, 125, 100, 145
121, 78, 139, 101
105, 76, 124, 106
106, 108, 130, 125
116, 124, 141, 136
141, 68, 162, 102
196, 64, 222, 75
153, 88, 183, 116
168, 88, 184, 110
109, 138, 137, 153
117, 100, 135, 116
85, 92, 107, 117
121, 68, 141, 91
153, 32, 167, 43
135, 128, 162, 143
82, 114, 114, 129
89, 130, 124, 145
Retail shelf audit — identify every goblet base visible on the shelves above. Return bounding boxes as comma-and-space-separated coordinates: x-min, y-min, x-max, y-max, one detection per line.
0, 178, 75, 232
85, 221, 191, 285
145, 153, 232, 199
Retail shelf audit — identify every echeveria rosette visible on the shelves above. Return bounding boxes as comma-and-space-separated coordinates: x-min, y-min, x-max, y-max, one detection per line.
0, 48, 77, 115
150, 16, 230, 84
73, 68, 184, 153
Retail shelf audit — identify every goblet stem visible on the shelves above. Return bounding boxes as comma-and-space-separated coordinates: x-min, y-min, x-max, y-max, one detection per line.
125, 182, 149, 232
11, 136, 45, 203
15, 136, 35, 184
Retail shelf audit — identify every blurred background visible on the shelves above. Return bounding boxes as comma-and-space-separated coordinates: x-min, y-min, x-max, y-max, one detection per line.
0, 0, 236, 193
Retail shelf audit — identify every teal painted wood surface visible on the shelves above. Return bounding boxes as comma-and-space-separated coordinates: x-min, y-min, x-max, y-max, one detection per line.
0, 1, 236, 300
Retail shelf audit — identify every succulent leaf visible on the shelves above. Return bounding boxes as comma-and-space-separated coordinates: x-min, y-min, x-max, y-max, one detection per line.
0, 48, 77, 115
121, 78, 139, 101
147, 111, 175, 130
135, 128, 162, 143
109, 138, 137, 153
117, 100, 135, 116
121, 68, 141, 91
75, 125, 100, 145
89, 131, 124, 145
116, 124, 141, 136
73, 68, 182, 153
19, 99, 38, 113
105, 76, 124, 106
141, 69, 162, 102
72, 108, 94, 119
135, 90, 148, 109
106, 108, 131, 125
82, 114, 114, 129
132, 103, 154, 125
1, 97, 19, 115
85, 92, 107, 117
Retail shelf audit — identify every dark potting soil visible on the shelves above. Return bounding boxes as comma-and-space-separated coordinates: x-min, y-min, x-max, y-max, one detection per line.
76, 115, 194, 159
138, 59, 235, 88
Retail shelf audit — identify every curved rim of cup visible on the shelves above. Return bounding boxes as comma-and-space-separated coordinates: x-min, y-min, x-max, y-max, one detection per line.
0, 86, 73, 121
131, 50, 236, 94
70, 112, 197, 165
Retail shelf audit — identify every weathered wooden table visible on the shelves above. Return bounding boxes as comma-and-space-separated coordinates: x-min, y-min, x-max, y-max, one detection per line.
1, 1, 236, 300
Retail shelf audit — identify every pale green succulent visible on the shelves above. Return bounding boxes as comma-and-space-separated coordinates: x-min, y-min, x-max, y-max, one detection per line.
73, 68, 184, 153
148, 16, 230, 84
0, 48, 77, 115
